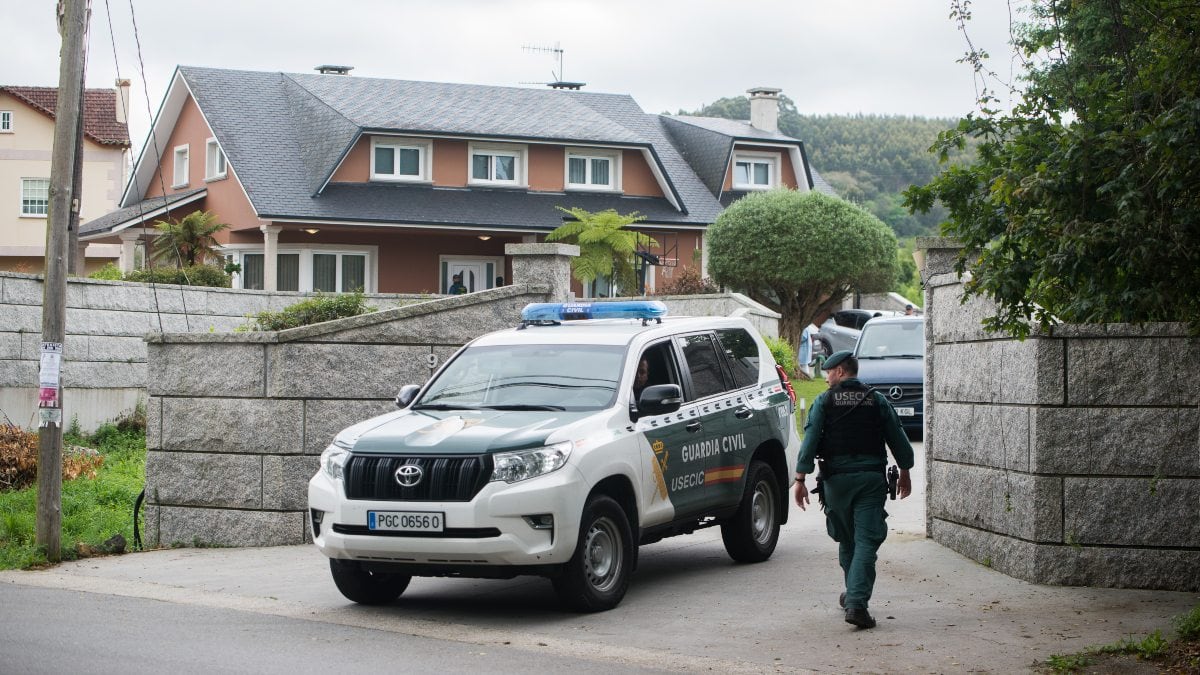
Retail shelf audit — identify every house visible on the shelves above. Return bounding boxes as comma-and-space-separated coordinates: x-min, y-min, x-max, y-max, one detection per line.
0, 82, 132, 273
81, 67, 829, 295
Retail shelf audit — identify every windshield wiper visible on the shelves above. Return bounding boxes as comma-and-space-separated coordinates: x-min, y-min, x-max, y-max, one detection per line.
411, 403, 485, 411
483, 404, 567, 411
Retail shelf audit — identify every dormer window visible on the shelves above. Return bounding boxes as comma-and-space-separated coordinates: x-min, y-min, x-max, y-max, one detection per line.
469, 143, 525, 186
733, 152, 777, 190
372, 138, 430, 182
566, 149, 620, 191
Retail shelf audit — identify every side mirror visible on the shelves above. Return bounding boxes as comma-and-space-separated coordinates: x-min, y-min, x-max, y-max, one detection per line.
635, 384, 683, 419
395, 384, 421, 408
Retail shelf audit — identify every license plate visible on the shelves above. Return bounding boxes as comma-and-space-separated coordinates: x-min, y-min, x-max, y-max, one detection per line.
368, 511, 444, 532
895, 407, 915, 417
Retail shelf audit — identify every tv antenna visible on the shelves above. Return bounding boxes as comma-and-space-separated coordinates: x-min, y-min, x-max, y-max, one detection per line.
521, 42, 586, 90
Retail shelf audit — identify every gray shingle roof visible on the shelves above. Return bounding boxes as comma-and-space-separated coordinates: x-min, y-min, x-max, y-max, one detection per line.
660, 117, 734, 197
81, 187, 206, 236
277, 183, 712, 229
664, 115, 798, 143
169, 66, 722, 227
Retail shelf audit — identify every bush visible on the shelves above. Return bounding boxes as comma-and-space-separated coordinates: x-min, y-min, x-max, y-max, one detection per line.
764, 335, 797, 377
124, 264, 231, 287
242, 291, 375, 331
88, 262, 123, 280
656, 266, 719, 295
1, 425, 105, 492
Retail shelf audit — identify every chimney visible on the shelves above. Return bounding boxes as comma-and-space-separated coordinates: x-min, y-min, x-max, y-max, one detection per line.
315, 65, 353, 75
747, 86, 782, 133
114, 78, 131, 125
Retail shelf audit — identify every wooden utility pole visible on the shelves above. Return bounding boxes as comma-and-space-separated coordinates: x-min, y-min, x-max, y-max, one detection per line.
38, 0, 89, 562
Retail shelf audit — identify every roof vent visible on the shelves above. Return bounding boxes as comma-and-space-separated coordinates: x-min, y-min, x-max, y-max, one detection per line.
548, 81, 586, 90
315, 65, 353, 75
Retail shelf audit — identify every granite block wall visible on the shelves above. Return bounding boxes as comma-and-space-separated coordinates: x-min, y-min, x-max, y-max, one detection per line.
917, 237, 1200, 591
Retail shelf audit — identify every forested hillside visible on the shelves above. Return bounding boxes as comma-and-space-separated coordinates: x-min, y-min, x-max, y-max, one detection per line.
678, 95, 976, 236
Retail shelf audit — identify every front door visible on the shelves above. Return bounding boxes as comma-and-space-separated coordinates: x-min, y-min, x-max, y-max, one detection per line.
447, 261, 485, 294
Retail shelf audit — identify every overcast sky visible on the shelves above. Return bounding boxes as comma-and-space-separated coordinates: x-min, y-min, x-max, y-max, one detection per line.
3, 0, 1018, 154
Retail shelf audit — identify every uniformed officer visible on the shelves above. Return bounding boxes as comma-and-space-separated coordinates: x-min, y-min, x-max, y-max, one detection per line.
793, 350, 914, 629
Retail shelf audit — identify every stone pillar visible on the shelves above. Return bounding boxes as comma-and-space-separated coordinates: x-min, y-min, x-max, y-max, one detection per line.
505, 242, 578, 302
914, 236, 965, 537
118, 230, 141, 273
261, 224, 282, 292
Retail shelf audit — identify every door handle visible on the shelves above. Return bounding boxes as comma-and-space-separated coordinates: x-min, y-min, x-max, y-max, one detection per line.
686, 421, 703, 433
734, 407, 753, 419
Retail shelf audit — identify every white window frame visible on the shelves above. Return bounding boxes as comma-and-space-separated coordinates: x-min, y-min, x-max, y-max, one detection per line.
223, 244, 377, 293
732, 151, 778, 190
0, 111, 12, 132
205, 138, 227, 181
468, 142, 526, 187
20, 178, 50, 218
565, 148, 621, 192
172, 145, 190, 188
370, 137, 432, 183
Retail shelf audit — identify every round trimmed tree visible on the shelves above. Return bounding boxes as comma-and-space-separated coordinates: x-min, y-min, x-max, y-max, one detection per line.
707, 190, 897, 350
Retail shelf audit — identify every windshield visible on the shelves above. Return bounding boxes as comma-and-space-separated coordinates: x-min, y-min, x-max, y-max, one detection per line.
415, 344, 625, 411
856, 322, 924, 358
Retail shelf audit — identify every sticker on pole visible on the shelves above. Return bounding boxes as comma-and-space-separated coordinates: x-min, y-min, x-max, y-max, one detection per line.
39, 408, 62, 428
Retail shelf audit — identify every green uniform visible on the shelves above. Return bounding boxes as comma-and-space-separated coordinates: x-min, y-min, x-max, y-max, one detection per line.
796, 377, 914, 611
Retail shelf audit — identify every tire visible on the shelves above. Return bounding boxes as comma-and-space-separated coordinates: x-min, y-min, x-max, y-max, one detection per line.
721, 460, 780, 563
329, 559, 411, 605
553, 494, 634, 612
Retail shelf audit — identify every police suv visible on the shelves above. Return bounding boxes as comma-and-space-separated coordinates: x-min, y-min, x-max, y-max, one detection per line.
308, 301, 801, 611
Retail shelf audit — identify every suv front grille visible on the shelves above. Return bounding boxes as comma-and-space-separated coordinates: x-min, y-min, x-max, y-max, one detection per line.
344, 455, 491, 502
872, 384, 923, 406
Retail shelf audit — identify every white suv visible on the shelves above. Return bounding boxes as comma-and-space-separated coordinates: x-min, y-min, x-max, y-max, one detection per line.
308, 301, 800, 611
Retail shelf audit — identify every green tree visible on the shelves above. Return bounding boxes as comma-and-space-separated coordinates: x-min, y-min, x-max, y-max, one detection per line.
707, 190, 897, 348
906, 0, 1200, 337
151, 210, 230, 268
546, 207, 656, 297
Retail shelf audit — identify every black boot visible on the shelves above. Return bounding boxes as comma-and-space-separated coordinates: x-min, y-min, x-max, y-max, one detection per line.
845, 607, 876, 629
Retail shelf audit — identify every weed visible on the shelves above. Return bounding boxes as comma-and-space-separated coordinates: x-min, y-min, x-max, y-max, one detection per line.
1175, 606, 1200, 641
1004, 492, 1012, 513
981, 556, 993, 568
1046, 652, 1091, 672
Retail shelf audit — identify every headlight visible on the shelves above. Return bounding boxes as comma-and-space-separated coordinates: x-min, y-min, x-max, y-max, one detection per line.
491, 441, 572, 484
320, 442, 351, 481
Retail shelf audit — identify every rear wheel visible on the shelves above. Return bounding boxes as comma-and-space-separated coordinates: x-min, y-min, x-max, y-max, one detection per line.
721, 460, 780, 562
329, 559, 411, 605
553, 495, 633, 612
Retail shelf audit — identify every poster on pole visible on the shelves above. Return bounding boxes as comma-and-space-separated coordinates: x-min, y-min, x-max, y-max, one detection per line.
39, 408, 62, 428
39, 342, 63, 388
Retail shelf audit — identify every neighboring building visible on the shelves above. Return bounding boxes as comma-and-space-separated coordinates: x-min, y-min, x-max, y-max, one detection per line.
0, 82, 131, 273
81, 68, 822, 295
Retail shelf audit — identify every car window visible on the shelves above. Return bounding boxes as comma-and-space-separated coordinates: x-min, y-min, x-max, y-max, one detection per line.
714, 328, 759, 389
856, 321, 925, 357
417, 344, 624, 411
833, 311, 859, 328
635, 340, 681, 394
677, 333, 728, 400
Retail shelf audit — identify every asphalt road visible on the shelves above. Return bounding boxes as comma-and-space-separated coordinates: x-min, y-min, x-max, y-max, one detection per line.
2, 443, 1196, 673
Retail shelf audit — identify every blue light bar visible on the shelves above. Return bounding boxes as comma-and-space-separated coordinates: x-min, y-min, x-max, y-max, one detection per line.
521, 301, 669, 322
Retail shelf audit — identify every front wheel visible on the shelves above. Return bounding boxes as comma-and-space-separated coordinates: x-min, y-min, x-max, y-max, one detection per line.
721, 460, 780, 562
329, 559, 411, 605
553, 494, 634, 612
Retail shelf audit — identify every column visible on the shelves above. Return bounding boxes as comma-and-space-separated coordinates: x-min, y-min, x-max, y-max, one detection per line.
261, 224, 282, 292
118, 230, 141, 273
505, 242, 579, 302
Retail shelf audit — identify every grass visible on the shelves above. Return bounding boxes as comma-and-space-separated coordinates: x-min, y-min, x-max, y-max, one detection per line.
1046, 606, 1200, 673
0, 423, 146, 570
790, 374, 828, 435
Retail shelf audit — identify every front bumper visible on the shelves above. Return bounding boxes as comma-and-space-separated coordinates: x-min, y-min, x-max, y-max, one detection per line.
308, 464, 585, 568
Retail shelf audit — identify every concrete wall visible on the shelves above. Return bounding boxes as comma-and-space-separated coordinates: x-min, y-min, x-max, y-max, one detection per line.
917, 237, 1200, 592
0, 271, 432, 430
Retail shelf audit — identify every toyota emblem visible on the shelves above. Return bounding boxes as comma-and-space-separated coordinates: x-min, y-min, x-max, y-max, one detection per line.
888, 386, 904, 400
394, 464, 424, 487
